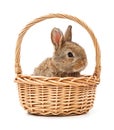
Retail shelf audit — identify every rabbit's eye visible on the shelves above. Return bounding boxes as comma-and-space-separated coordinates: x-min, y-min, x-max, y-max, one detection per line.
67, 52, 73, 57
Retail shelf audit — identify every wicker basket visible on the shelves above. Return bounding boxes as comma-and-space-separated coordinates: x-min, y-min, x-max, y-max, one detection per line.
15, 13, 101, 116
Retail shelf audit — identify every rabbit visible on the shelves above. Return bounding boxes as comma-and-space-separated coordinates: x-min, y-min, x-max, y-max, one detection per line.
33, 25, 87, 77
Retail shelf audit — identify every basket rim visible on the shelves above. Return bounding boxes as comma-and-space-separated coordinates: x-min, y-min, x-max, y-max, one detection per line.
15, 74, 100, 87
15, 13, 101, 79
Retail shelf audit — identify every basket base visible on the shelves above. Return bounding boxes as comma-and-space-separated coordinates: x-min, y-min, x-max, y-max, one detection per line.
27, 109, 91, 116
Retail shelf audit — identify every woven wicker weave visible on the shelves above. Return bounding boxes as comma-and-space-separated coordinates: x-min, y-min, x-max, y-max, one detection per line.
15, 13, 101, 116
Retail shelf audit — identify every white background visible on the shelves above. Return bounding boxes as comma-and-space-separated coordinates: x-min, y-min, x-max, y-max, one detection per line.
0, 0, 114, 129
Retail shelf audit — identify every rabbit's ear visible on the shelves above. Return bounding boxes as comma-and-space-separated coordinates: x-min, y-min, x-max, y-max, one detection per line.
51, 28, 64, 50
64, 25, 72, 41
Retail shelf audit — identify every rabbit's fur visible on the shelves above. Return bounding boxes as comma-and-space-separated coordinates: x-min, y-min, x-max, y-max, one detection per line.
33, 25, 87, 77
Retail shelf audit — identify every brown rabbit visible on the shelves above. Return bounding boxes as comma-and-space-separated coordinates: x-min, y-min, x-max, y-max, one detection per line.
33, 25, 87, 77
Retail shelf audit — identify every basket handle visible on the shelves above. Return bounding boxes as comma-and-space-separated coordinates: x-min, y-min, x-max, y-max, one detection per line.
15, 13, 101, 79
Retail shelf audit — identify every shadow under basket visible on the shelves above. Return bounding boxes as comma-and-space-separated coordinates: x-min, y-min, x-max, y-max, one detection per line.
15, 13, 101, 116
